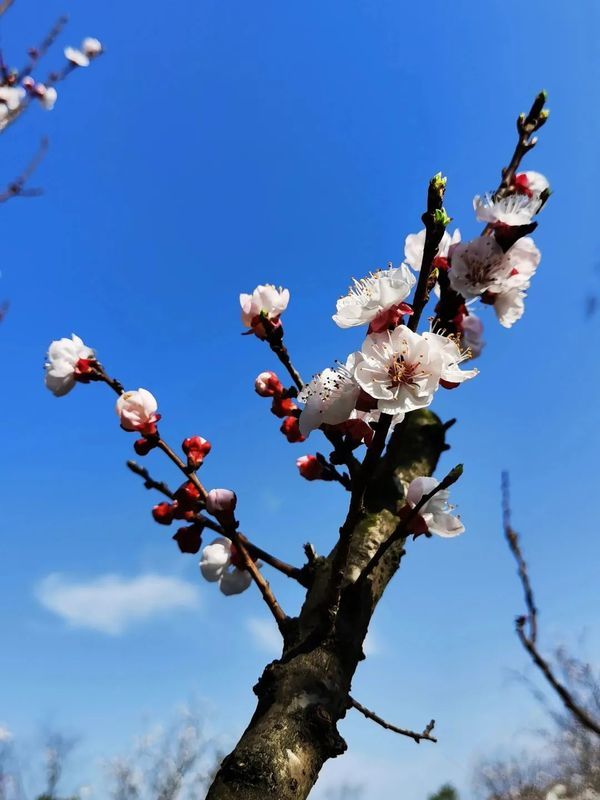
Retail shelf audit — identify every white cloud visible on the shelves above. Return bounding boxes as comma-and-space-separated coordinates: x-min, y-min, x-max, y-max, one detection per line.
36, 573, 200, 635
246, 616, 282, 655
0, 724, 12, 743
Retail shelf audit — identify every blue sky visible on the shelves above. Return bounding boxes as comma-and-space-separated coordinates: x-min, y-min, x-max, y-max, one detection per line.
1, 0, 599, 797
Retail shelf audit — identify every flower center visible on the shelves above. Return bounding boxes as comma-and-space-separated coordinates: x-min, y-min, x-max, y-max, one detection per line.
387, 355, 418, 388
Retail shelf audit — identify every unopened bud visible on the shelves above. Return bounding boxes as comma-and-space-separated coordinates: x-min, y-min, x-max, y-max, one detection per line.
296, 455, 324, 481
271, 396, 297, 418
280, 416, 306, 443
255, 371, 284, 397
182, 436, 211, 468
134, 437, 156, 456
206, 488, 237, 516
152, 502, 175, 525
173, 523, 203, 554
173, 481, 201, 509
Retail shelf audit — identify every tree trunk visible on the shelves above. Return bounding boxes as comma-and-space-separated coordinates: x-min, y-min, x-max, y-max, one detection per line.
205, 410, 449, 799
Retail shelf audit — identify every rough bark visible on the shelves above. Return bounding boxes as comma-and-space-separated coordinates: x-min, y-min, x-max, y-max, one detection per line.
205, 409, 449, 800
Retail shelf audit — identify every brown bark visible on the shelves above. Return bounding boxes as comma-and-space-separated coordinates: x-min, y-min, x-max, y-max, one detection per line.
205, 409, 449, 800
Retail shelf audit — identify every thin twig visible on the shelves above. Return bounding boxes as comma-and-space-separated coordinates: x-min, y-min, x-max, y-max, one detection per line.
356, 464, 463, 587
127, 460, 174, 499
0, 137, 48, 202
221, 516, 289, 632
494, 91, 549, 201
0, 0, 15, 17
19, 15, 69, 79
408, 174, 450, 331
502, 471, 600, 737
263, 320, 304, 391
126, 459, 306, 583
349, 696, 437, 744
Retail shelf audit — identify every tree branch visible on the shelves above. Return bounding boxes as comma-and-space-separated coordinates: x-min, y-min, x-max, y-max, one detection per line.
0, 0, 14, 17
126, 461, 307, 584
0, 137, 48, 202
501, 471, 600, 737
19, 15, 69, 79
408, 174, 449, 331
494, 90, 549, 201
356, 463, 463, 587
348, 696, 437, 744
326, 412, 394, 616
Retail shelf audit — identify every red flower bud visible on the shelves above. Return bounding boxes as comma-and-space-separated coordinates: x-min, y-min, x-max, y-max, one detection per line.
152, 502, 175, 525
255, 371, 284, 397
296, 455, 324, 481
173, 481, 201, 509
134, 437, 155, 456
270, 396, 297, 418
280, 416, 306, 443
172, 524, 203, 554
182, 436, 212, 468
334, 418, 374, 447
172, 504, 197, 521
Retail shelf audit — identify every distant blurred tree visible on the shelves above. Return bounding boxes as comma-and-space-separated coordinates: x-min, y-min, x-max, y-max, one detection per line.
474, 650, 600, 800
429, 783, 460, 800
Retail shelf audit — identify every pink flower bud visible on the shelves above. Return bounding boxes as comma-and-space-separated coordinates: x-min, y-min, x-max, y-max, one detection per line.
270, 396, 297, 418
116, 389, 161, 435
206, 489, 237, 516
296, 455, 324, 481
255, 371, 284, 397
280, 416, 306, 443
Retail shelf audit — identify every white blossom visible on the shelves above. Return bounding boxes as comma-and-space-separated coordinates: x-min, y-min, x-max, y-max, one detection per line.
240, 284, 289, 328
82, 37, 103, 57
422, 331, 478, 387
449, 236, 511, 298
406, 476, 464, 537
298, 353, 361, 436
485, 237, 541, 328
459, 313, 485, 358
518, 170, 550, 200
38, 86, 58, 111
404, 228, 461, 272
332, 264, 415, 329
65, 37, 103, 68
199, 537, 252, 596
474, 192, 541, 226
0, 86, 25, 129
0, 86, 25, 111
45, 334, 94, 397
116, 389, 160, 432
353, 326, 443, 416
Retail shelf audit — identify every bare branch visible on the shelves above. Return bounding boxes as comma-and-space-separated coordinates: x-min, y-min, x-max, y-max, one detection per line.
0, 0, 15, 17
349, 696, 437, 744
19, 15, 69, 79
126, 459, 306, 583
0, 137, 48, 203
502, 471, 600, 737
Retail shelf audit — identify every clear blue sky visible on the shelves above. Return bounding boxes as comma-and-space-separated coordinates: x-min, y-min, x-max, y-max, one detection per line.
1, 0, 599, 797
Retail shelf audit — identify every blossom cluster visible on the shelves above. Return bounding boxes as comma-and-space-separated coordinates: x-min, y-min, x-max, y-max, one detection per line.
0, 37, 103, 130
44, 151, 550, 603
